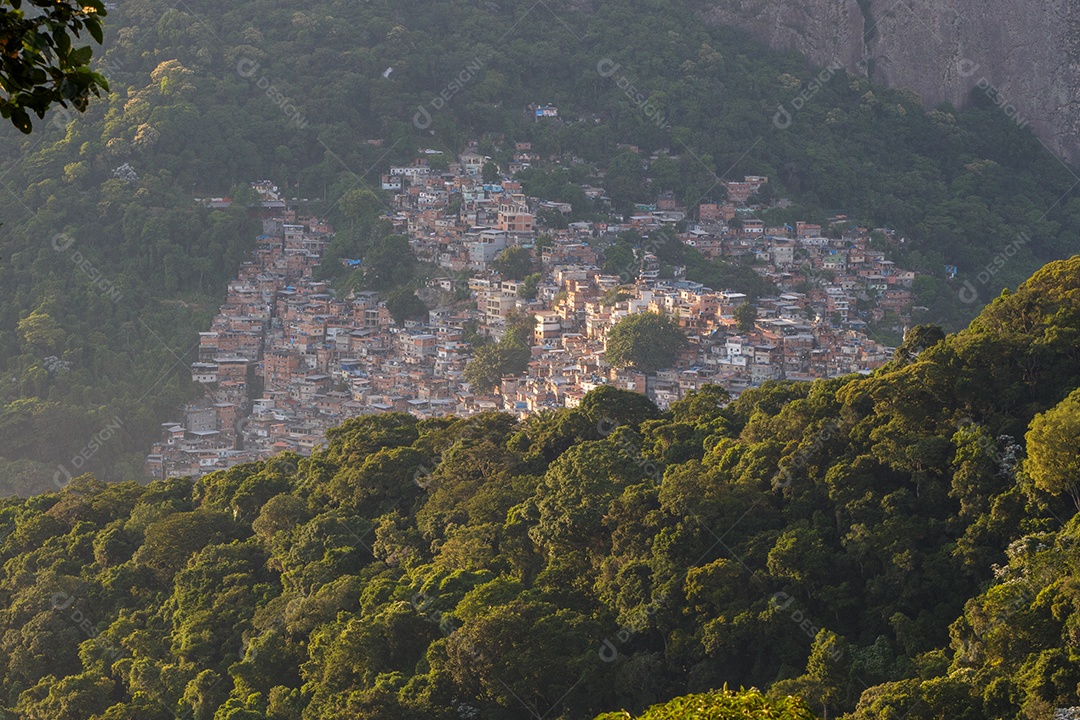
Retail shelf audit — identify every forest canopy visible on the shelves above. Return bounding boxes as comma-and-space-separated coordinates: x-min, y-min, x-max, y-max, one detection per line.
0, 256, 1077, 719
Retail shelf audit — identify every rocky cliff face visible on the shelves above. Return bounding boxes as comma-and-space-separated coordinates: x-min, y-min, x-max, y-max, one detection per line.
699, 0, 1080, 165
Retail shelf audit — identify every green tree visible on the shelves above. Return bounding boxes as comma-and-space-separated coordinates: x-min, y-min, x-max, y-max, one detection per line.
519, 273, 541, 300
686, 256, 777, 299
595, 689, 819, 719
734, 303, 757, 333
649, 155, 680, 196
464, 342, 529, 394
482, 161, 499, 183
501, 308, 535, 348
385, 288, 427, 325
538, 207, 569, 230
803, 630, 852, 719
14, 672, 114, 720
668, 384, 729, 424
134, 510, 238, 579
604, 242, 637, 280
17, 310, 65, 354
605, 148, 646, 210
1025, 388, 1080, 509
0, 0, 109, 132
229, 183, 260, 208
463, 346, 503, 395
363, 235, 415, 291
439, 594, 599, 717
604, 312, 685, 373
339, 188, 384, 227
492, 246, 533, 281
893, 324, 945, 364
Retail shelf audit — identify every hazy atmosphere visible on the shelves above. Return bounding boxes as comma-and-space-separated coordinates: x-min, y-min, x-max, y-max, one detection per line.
0, 1, 1078, 718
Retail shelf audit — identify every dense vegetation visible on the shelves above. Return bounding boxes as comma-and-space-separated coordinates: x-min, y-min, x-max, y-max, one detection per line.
594, 689, 817, 720
1, 0, 1078, 488
604, 312, 686, 373
1, 256, 1078, 719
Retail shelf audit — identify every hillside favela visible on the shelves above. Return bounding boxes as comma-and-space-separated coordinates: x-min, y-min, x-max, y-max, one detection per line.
150, 169, 909, 478
1, 1, 1080, 720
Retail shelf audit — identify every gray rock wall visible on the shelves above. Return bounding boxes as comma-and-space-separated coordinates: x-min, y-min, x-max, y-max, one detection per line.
699, 0, 1080, 164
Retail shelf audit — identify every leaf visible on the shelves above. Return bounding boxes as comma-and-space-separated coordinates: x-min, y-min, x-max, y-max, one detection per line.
12, 109, 32, 134
87, 19, 103, 44
71, 45, 93, 65
55, 28, 72, 55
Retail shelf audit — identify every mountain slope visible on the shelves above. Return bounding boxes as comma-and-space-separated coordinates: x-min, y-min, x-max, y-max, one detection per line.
696, 0, 1080, 165
1, 256, 1077, 719
1, 0, 1079, 494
